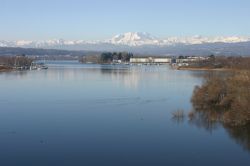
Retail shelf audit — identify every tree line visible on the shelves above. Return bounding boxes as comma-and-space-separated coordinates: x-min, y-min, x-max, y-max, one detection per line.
0, 55, 33, 68
80, 52, 133, 64
185, 55, 250, 70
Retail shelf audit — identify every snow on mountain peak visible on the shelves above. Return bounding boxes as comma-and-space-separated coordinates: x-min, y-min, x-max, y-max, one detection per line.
0, 32, 250, 49
110, 32, 159, 46
109, 32, 250, 46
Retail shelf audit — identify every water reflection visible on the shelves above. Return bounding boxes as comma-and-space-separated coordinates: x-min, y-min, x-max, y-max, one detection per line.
188, 110, 250, 152
0, 61, 226, 90
1, 61, 249, 165
0, 70, 29, 79
188, 111, 222, 132
171, 115, 185, 125
189, 69, 250, 152
225, 125, 250, 152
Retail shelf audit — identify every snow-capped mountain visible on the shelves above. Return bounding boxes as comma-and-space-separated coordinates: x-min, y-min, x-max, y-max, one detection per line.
108, 32, 160, 46
109, 33, 250, 46
161, 35, 250, 45
1, 32, 250, 56
1, 32, 250, 49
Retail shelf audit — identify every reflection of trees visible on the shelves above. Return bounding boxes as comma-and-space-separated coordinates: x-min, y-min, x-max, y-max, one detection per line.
171, 110, 185, 125
0, 70, 29, 79
190, 70, 250, 152
188, 109, 250, 152
100, 66, 140, 89
100, 65, 142, 89
188, 111, 221, 132
99, 65, 177, 89
172, 116, 185, 125
224, 124, 250, 152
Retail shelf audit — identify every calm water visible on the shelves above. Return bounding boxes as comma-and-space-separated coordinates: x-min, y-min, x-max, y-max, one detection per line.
0, 61, 249, 166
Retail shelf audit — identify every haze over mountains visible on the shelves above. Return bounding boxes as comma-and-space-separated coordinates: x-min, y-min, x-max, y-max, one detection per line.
1, 32, 250, 56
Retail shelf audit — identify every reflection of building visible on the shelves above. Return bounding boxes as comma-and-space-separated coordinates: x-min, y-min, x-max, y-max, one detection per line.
130, 57, 171, 64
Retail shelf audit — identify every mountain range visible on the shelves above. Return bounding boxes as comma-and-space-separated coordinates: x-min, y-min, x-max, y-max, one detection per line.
1, 32, 250, 56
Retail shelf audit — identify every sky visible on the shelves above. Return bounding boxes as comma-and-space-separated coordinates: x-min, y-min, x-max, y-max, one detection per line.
1, 0, 250, 40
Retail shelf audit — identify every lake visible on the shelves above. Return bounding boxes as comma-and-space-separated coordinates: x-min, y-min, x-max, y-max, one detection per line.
0, 61, 249, 166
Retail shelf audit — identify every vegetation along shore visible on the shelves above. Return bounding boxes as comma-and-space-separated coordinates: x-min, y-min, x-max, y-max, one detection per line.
190, 56, 250, 127
0, 55, 33, 72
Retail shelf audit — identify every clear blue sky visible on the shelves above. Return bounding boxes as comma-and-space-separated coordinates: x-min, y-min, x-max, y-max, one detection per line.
1, 0, 250, 40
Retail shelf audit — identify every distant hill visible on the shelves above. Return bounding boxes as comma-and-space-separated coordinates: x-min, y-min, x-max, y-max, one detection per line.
126, 41, 250, 56
0, 47, 100, 57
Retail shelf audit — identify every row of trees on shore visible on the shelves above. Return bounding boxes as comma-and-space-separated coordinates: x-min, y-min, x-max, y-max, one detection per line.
186, 55, 250, 70
80, 52, 133, 64
0, 55, 33, 68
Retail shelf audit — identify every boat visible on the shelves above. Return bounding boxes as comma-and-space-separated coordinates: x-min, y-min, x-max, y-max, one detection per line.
30, 62, 48, 70
37, 63, 48, 70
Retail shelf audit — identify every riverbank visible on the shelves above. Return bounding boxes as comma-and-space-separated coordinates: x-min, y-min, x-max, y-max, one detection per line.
177, 66, 232, 71
0, 66, 13, 72
191, 70, 250, 127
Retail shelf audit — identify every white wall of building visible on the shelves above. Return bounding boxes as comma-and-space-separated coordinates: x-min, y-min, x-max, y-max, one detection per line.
130, 58, 149, 63
130, 57, 171, 63
153, 58, 171, 63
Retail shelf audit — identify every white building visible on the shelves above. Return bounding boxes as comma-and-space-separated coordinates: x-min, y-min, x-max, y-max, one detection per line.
176, 56, 210, 63
153, 58, 171, 63
130, 58, 149, 63
130, 57, 171, 64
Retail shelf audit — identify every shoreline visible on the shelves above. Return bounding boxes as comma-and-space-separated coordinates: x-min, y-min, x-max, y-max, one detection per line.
176, 67, 232, 71
0, 66, 13, 72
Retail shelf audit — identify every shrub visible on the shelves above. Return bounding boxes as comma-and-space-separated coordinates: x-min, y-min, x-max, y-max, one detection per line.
191, 70, 250, 126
